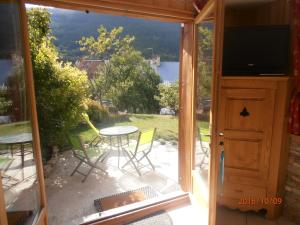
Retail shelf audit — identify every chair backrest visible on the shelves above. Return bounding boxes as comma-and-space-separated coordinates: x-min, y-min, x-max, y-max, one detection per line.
67, 133, 89, 160
135, 128, 156, 153
82, 113, 99, 135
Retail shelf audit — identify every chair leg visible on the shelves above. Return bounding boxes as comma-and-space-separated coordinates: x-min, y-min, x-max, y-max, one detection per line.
122, 151, 141, 176
137, 152, 155, 171
122, 150, 135, 168
100, 151, 110, 163
94, 137, 103, 146
82, 166, 94, 182
71, 161, 83, 176
93, 155, 107, 174
89, 136, 99, 146
10, 144, 13, 157
145, 154, 155, 171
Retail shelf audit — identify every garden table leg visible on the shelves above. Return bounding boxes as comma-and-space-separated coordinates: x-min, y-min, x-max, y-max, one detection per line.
117, 136, 121, 168
21, 143, 25, 168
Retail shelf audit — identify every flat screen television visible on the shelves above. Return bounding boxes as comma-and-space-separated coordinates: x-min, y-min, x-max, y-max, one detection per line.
222, 25, 290, 76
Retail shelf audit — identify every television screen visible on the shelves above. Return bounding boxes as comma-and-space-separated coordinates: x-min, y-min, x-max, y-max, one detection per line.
222, 25, 290, 76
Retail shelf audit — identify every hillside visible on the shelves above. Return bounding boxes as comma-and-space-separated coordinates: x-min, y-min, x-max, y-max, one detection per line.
49, 8, 181, 62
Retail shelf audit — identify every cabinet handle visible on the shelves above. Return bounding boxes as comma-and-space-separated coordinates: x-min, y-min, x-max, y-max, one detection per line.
218, 144, 225, 195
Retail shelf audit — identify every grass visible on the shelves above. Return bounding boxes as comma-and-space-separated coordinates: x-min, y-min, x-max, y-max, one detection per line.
0, 121, 31, 136
0, 156, 11, 166
71, 114, 210, 143
0, 121, 32, 150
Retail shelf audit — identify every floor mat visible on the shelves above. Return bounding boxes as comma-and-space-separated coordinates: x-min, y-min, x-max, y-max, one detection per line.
94, 186, 158, 212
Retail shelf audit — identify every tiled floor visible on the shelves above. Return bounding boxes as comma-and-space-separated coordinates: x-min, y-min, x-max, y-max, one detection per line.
216, 206, 297, 225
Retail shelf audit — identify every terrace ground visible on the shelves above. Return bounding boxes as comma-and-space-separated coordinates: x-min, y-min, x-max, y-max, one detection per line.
44, 114, 210, 225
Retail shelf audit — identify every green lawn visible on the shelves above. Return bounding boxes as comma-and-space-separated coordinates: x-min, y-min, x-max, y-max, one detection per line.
71, 114, 210, 143
0, 121, 31, 136
0, 121, 32, 150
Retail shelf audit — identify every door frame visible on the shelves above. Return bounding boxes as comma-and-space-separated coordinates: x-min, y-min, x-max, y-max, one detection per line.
0, 0, 226, 225
193, 1, 225, 225
0, 1, 48, 225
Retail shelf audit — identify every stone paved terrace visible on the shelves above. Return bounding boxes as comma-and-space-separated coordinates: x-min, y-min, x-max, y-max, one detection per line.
45, 140, 187, 225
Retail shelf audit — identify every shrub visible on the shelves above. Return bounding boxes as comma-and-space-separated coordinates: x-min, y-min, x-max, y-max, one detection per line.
85, 99, 109, 123
28, 8, 89, 160
155, 81, 179, 114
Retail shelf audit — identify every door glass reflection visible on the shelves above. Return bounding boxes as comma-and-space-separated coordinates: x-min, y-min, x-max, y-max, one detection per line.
0, 1, 40, 224
195, 21, 214, 201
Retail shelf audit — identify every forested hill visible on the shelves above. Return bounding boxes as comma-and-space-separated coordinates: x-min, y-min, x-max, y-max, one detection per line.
49, 8, 181, 62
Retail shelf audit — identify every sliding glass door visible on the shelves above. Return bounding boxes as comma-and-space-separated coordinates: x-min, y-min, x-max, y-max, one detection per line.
0, 1, 45, 224
192, 2, 218, 225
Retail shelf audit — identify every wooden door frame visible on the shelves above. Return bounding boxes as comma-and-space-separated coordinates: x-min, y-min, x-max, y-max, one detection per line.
0, 178, 8, 225
178, 22, 196, 192
208, 1, 225, 225
26, 0, 195, 23
0, 1, 48, 225
80, 192, 191, 225
20, 0, 48, 213
0, 0, 226, 225
193, 1, 225, 225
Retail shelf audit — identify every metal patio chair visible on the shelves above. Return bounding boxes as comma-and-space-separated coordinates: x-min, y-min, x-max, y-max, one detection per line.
0, 155, 19, 189
122, 128, 156, 176
67, 134, 107, 182
81, 113, 103, 146
197, 127, 210, 168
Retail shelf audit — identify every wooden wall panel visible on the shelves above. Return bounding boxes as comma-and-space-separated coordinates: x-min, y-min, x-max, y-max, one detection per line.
225, 0, 290, 27
266, 78, 293, 219
26, 0, 196, 23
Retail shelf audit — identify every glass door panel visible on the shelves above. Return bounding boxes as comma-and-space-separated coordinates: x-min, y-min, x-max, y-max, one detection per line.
193, 19, 215, 223
0, 1, 41, 224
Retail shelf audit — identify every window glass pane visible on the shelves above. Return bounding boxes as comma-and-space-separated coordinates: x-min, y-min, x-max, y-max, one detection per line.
0, 1, 40, 224
194, 21, 214, 202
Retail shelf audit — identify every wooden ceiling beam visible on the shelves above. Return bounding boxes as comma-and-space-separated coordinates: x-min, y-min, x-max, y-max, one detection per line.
26, 0, 196, 23
194, 0, 215, 24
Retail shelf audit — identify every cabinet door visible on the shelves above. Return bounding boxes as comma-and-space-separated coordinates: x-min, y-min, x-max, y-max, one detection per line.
219, 87, 275, 188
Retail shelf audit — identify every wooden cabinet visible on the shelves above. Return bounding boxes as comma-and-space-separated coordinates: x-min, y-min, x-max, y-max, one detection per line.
217, 76, 292, 219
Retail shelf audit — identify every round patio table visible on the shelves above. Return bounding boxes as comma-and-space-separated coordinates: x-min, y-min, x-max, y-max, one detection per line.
0, 133, 32, 168
100, 126, 138, 136
99, 126, 138, 167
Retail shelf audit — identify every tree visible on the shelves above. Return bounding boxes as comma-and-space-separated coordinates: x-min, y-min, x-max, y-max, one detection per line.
77, 26, 135, 60
0, 86, 12, 115
94, 48, 161, 113
155, 81, 179, 114
197, 25, 213, 99
27, 8, 89, 159
79, 25, 161, 113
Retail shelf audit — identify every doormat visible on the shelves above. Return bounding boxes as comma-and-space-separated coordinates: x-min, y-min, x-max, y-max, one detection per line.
94, 186, 158, 212
124, 210, 173, 225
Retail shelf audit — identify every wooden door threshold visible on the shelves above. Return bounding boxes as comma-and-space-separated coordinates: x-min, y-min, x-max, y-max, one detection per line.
80, 191, 191, 225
